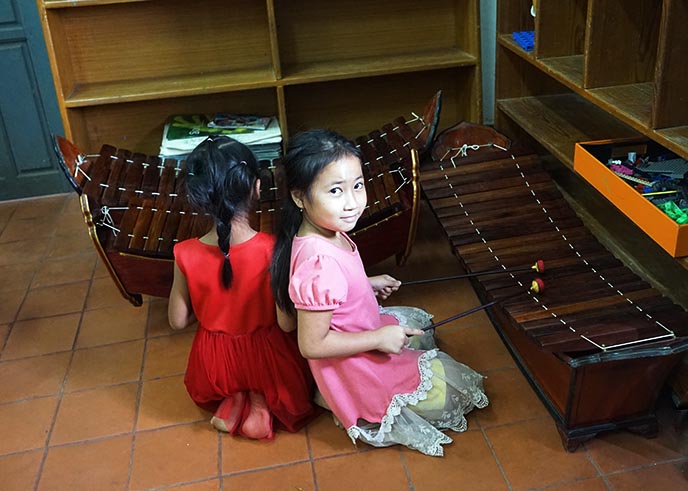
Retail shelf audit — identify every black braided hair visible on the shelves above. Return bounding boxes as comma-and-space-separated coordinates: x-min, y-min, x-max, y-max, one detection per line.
184, 136, 260, 288
270, 129, 361, 314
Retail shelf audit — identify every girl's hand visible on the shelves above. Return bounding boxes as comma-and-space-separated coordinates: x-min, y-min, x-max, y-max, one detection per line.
375, 324, 424, 354
369, 274, 401, 300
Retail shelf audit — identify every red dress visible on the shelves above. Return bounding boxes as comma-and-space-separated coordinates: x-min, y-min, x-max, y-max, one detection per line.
174, 232, 316, 433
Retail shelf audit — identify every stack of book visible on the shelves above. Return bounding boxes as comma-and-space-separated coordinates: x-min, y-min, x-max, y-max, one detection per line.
159, 114, 282, 161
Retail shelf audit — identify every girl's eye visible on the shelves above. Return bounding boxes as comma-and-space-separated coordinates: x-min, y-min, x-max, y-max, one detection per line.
354, 181, 365, 190
329, 187, 342, 195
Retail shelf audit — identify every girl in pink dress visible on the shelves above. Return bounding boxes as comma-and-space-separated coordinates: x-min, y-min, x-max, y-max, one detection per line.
270, 129, 488, 456
168, 136, 316, 440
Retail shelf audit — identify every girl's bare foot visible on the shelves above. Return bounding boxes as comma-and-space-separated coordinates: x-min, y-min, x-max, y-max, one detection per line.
210, 392, 246, 433
241, 392, 273, 439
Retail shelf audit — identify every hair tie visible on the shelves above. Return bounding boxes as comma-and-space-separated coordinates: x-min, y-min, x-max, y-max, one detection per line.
224, 251, 230, 259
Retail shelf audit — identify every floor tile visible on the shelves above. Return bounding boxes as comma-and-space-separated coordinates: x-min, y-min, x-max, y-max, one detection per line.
39, 435, 132, 491
143, 331, 195, 379
0, 289, 25, 324
584, 424, 688, 473
0, 352, 71, 403
129, 422, 218, 490
0, 201, 17, 224
0, 262, 37, 293
436, 323, 515, 372
147, 297, 181, 337
223, 462, 314, 491
485, 418, 599, 491
604, 461, 688, 490
403, 430, 508, 491
31, 254, 96, 289
166, 480, 220, 490
93, 257, 113, 279
307, 412, 362, 459
0, 323, 9, 348
53, 203, 88, 237
313, 448, 410, 491
0, 238, 49, 266
58, 194, 81, 217
65, 340, 144, 391
11, 195, 67, 220
17, 281, 90, 321
45, 230, 94, 259
76, 304, 148, 348
543, 477, 610, 491
0, 450, 43, 491
137, 375, 207, 431
50, 383, 138, 445
0, 214, 58, 243
2, 313, 80, 360
474, 367, 549, 427
0, 397, 58, 454
221, 428, 310, 473
86, 276, 135, 310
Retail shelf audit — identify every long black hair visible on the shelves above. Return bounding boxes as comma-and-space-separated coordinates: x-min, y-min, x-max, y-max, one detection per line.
270, 129, 361, 314
184, 136, 259, 289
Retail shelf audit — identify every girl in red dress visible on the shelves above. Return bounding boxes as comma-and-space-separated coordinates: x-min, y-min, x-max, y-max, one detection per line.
168, 136, 316, 440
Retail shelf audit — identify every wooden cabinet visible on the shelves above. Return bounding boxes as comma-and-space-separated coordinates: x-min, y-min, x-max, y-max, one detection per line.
37, 0, 482, 155
493, 0, 688, 307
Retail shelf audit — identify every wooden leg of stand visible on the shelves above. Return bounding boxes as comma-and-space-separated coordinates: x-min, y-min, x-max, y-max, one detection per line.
556, 425, 595, 453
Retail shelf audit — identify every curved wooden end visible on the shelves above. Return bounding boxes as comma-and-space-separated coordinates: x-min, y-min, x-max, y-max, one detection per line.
53, 135, 86, 195
397, 148, 422, 266
430, 121, 512, 163
420, 90, 443, 152
79, 194, 144, 307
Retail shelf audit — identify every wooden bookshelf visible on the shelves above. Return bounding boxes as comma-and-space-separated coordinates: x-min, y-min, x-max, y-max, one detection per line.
495, 0, 688, 282
37, 0, 482, 154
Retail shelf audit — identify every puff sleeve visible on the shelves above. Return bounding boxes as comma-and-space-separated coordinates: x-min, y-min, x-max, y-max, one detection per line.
289, 254, 348, 311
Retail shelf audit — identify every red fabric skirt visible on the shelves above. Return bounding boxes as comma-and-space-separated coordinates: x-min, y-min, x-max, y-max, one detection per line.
184, 325, 317, 433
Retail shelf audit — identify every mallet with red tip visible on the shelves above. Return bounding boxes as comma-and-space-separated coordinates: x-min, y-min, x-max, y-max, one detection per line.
421, 278, 545, 331
403, 260, 544, 287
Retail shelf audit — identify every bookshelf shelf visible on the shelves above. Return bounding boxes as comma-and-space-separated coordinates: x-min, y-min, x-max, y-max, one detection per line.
280, 49, 477, 86
64, 68, 277, 108
37, 0, 482, 152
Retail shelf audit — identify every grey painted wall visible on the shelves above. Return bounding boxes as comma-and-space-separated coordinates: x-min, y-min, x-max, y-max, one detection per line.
481, 0, 496, 125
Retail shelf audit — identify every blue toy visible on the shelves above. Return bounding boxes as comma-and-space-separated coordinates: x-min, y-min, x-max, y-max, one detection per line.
513, 31, 535, 52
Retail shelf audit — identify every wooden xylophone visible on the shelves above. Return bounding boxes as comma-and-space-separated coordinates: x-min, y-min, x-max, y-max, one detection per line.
55, 92, 442, 306
420, 126, 688, 451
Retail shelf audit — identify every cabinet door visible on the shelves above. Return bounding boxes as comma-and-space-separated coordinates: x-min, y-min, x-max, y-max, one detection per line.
0, 0, 65, 201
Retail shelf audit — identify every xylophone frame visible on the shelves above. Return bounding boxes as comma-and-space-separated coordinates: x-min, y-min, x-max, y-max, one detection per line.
55, 92, 441, 306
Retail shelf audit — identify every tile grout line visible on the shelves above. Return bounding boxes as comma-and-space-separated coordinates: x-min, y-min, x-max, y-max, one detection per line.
32, 231, 94, 491
1, 198, 46, 355
479, 426, 514, 491
217, 430, 224, 490
305, 420, 319, 491
126, 296, 154, 491
398, 447, 415, 490
580, 441, 613, 490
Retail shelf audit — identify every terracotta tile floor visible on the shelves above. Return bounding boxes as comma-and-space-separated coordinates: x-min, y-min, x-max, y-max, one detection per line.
1, 193, 687, 491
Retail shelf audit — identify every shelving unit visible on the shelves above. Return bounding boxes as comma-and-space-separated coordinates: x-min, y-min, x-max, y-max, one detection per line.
494, 0, 688, 292
37, 0, 482, 156
494, 0, 688, 408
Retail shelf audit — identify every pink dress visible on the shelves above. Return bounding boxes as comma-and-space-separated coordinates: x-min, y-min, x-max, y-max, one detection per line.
289, 233, 488, 456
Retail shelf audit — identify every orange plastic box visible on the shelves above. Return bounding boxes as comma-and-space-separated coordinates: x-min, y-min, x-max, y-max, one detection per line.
573, 138, 688, 258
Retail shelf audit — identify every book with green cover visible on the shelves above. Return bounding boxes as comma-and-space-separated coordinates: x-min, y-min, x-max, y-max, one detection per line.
160, 114, 282, 158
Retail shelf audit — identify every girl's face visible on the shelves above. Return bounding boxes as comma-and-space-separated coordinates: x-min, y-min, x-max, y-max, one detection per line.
294, 155, 367, 236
